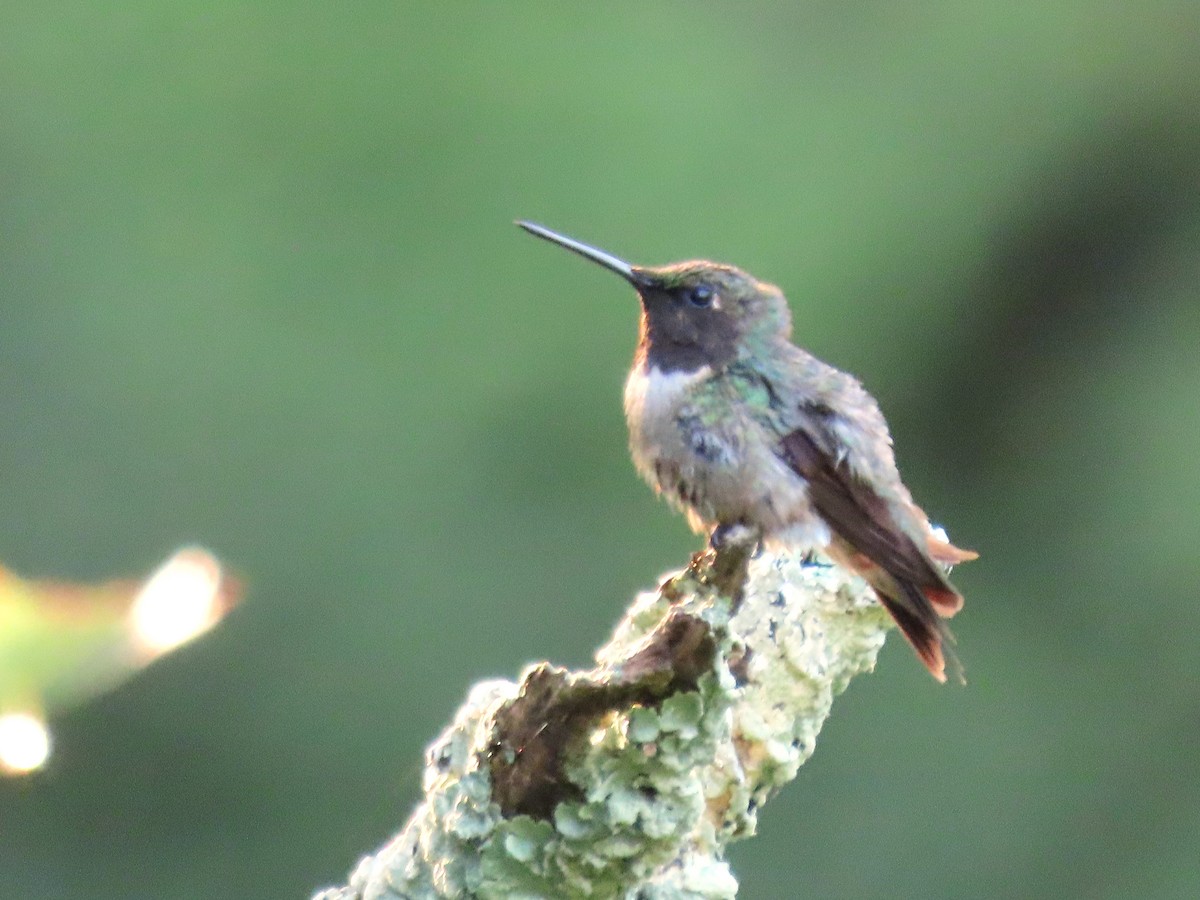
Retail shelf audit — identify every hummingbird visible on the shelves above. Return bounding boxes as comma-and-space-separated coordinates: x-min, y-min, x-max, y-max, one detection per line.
517, 222, 978, 682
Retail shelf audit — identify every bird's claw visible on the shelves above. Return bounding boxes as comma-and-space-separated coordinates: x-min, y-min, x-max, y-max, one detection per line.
709, 522, 761, 554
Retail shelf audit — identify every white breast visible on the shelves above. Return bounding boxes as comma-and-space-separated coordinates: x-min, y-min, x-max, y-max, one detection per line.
622, 363, 713, 528
624, 364, 710, 428
623, 361, 829, 542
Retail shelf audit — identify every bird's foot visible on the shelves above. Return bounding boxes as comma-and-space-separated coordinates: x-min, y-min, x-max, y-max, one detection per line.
709, 521, 761, 554
706, 522, 762, 609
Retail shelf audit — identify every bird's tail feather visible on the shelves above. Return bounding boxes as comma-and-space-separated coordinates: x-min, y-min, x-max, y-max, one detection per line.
876, 582, 964, 684
926, 533, 980, 567
923, 581, 964, 618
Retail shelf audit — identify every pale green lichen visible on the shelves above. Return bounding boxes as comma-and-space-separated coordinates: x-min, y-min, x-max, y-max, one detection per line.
314, 547, 889, 900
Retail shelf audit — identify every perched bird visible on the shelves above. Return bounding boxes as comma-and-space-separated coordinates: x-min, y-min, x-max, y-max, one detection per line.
517, 222, 978, 682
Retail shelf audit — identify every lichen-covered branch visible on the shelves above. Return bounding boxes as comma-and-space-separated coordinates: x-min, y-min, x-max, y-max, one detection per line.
314, 534, 891, 899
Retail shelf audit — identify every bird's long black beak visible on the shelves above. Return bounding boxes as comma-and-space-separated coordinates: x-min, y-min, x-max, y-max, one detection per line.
516, 221, 651, 289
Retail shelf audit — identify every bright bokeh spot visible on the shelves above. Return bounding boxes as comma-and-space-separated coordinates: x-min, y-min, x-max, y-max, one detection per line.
129, 548, 224, 655
0, 712, 52, 774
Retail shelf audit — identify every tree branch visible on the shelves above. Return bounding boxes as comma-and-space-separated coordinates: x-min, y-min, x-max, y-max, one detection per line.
314, 533, 891, 899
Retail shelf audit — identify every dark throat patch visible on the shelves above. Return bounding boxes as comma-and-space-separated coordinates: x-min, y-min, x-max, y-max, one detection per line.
637, 291, 740, 374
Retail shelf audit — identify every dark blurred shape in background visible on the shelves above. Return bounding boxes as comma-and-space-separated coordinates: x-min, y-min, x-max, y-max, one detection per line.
1, 4, 1198, 898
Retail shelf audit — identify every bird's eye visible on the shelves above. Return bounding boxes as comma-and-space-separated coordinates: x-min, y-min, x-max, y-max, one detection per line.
686, 285, 714, 308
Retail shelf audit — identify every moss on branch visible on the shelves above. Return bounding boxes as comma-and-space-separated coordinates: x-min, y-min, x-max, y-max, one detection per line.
315, 535, 890, 899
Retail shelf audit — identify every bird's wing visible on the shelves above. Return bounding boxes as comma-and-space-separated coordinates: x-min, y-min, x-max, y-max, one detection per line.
778, 422, 969, 681
778, 424, 955, 597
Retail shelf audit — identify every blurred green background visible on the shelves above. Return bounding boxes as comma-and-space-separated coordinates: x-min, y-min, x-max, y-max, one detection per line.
2, 3, 1199, 898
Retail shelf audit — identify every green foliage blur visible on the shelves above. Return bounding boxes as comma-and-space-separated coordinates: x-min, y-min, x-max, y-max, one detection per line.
3, 3, 1199, 898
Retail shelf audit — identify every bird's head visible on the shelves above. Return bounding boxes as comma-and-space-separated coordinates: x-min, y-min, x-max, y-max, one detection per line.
518, 222, 791, 373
